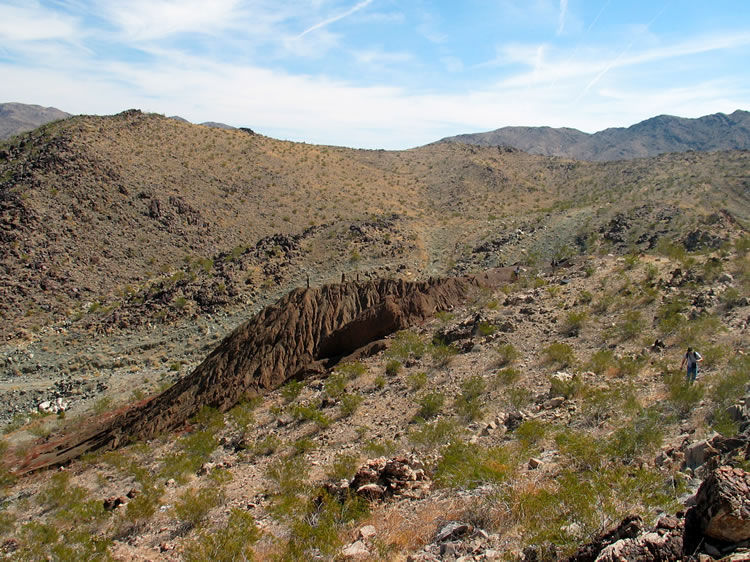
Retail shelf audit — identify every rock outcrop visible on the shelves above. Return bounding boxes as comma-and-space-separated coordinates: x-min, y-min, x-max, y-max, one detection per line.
17, 270, 510, 473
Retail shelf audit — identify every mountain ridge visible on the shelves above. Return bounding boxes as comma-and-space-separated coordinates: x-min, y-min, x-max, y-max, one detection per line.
440, 109, 750, 161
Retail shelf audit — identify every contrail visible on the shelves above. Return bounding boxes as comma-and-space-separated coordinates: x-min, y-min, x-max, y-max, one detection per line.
298, 0, 374, 38
557, 0, 568, 35
577, 0, 672, 99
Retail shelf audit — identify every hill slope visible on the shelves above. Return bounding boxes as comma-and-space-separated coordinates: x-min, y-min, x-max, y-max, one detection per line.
0, 102, 71, 140
441, 109, 750, 161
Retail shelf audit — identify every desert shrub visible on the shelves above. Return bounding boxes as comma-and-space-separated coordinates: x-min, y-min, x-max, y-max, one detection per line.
430, 342, 458, 367
407, 371, 428, 391
0, 440, 15, 489
578, 290, 593, 305
284, 491, 369, 560
291, 403, 331, 429
677, 314, 722, 349
326, 453, 360, 481
324, 373, 347, 399
340, 393, 363, 417
496, 366, 520, 385
721, 287, 742, 309
183, 508, 261, 562
455, 375, 486, 421
656, 295, 690, 335
555, 429, 606, 471
561, 309, 588, 337
506, 387, 533, 411
587, 349, 615, 376
245, 434, 281, 457
161, 429, 218, 482
385, 359, 402, 376
228, 400, 257, 434
415, 393, 445, 421
433, 441, 514, 489
282, 380, 304, 403
515, 419, 547, 449
550, 373, 583, 399
408, 419, 461, 451
477, 321, 496, 336
495, 343, 520, 367
92, 395, 114, 415
266, 456, 309, 520
543, 342, 576, 368
373, 375, 386, 390
293, 437, 315, 455
363, 439, 398, 457
192, 405, 225, 432
388, 331, 426, 361
709, 356, 750, 436
607, 408, 664, 463
336, 361, 367, 379
174, 486, 224, 530
618, 310, 643, 340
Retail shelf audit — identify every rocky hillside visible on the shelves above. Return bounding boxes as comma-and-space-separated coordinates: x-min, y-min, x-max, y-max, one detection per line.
0, 109, 749, 561
440, 109, 750, 161
1, 109, 748, 339
0, 102, 71, 140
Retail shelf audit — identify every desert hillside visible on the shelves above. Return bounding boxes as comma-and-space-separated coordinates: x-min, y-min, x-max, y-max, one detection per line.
0, 110, 749, 561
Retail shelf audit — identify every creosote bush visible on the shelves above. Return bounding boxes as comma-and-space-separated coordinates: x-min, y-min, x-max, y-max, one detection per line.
495, 343, 520, 367
182, 508, 261, 562
415, 393, 445, 421
543, 342, 576, 368
407, 371, 428, 390
434, 441, 514, 489
408, 419, 461, 451
455, 375, 486, 421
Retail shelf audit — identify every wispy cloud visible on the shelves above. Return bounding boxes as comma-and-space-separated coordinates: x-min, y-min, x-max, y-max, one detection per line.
0, 1, 79, 42
297, 0, 374, 38
557, 0, 568, 35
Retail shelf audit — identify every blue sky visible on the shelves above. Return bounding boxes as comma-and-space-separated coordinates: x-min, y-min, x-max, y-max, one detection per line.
1, 0, 749, 149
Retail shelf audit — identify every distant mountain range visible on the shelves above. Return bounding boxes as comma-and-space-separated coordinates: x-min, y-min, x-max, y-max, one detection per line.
0, 103, 71, 140
440, 110, 750, 161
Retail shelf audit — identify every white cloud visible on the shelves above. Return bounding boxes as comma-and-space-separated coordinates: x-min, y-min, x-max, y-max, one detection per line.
0, 2, 79, 41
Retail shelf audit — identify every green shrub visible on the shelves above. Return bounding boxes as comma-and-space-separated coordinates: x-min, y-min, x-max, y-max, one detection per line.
183, 508, 260, 562
662, 367, 704, 417
543, 342, 576, 368
245, 434, 280, 457
607, 408, 664, 463
293, 437, 315, 455
160, 428, 218, 482
496, 366, 520, 385
561, 309, 588, 337
415, 393, 445, 421
324, 374, 347, 399
455, 375, 486, 420
389, 331, 426, 360
516, 419, 547, 449
336, 361, 367, 379
385, 359, 402, 376
495, 343, 520, 367
373, 375, 386, 390
228, 400, 257, 434
477, 321, 496, 336
340, 393, 363, 417
434, 441, 514, 489
174, 486, 224, 530
407, 371, 428, 391
555, 429, 606, 471
266, 456, 309, 521
326, 453, 360, 481
430, 342, 458, 367
506, 387, 533, 411
291, 403, 331, 429
549, 373, 582, 399
657, 296, 690, 335
282, 380, 304, 403
363, 439, 398, 457
587, 349, 615, 376
618, 310, 643, 340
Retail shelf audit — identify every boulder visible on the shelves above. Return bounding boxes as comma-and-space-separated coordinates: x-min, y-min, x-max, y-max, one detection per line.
685, 466, 750, 545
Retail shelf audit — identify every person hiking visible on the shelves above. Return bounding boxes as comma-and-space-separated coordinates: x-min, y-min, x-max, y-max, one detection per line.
680, 347, 703, 383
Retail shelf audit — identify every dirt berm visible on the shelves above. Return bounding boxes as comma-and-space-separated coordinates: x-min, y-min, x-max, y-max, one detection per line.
15, 269, 511, 473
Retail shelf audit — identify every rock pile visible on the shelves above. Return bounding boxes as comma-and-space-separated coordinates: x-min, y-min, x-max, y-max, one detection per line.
326, 455, 431, 501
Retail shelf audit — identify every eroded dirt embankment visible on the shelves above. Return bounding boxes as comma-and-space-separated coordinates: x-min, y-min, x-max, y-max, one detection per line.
17, 269, 511, 473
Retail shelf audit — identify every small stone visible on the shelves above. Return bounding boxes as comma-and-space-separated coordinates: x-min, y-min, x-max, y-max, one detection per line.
528, 458, 542, 470
436, 521, 472, 542
359, 525, 377, 540
341, 540, 370, 559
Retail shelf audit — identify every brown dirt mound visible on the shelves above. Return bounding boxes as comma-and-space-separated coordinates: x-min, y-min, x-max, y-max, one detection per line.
16, 269, 512, 473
